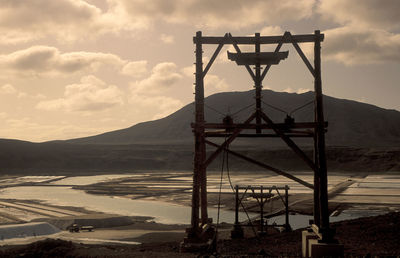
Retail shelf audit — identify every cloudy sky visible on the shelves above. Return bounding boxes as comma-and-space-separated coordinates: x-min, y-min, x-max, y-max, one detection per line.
0, 0, 399, 142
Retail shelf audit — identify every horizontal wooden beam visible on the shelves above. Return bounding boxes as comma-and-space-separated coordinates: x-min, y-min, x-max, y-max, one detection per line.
203, 112, 256, 169
204, 133, 313, 138
237, 186, 288, 190
192, 122, 327, 129
194, 33, 324, 45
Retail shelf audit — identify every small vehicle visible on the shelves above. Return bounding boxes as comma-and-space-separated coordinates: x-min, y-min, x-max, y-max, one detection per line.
67, 224, 94, 232
68, 224, 80, 232
80, 226, 94, 232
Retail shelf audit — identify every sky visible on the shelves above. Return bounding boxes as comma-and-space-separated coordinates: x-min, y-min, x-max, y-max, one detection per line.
0, 0, 399, 142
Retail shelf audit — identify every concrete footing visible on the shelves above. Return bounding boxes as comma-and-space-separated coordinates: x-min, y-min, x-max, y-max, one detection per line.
309, 240, 344, 257
302, 230, 344, 257
231, 224, 244, 239
180, 225, 215, 253
180, 239, 213, 253
302, 230, 319, 257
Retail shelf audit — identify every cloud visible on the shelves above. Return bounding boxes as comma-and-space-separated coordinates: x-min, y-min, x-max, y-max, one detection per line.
182, 65, 229, 96
1, 117, 117, 142
0, 83, 45, 99
36, 75, 123, 113
0, 46, 129, 77
0, 84, 17, 94
129, 62, 185, 119
121, 60, 148, 78
260, 26, 284, 35
323, 26, 400, 65
131, 62, 182, 95
283, 87, 312, 94
204, 74, 229, 96
116, 0, 315, 28
318, 0, 400, 31
0, 0, 144, 44
160, 34, 174, 44
181, 66, 194, 77
316, 0, 400, 65
131, 94, 183, 120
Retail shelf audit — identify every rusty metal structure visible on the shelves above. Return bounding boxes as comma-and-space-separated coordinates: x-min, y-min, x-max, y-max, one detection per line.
183, 30, 335, 246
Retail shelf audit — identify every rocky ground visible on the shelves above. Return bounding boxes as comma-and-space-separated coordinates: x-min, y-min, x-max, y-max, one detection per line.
0, 212, 399, 257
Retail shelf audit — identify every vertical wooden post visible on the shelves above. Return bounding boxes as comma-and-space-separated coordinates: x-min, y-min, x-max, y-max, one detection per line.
198, 32, 208, 226
234, 185, 239, 225
191, 31, 206, 233
231, 184, 244, 238
255, 33, 262, 134
313, 122, 321, 227
314, 30, 331, 241
313, 31, 321, 228
285, 185, 290, 231
260, 186, 264, 234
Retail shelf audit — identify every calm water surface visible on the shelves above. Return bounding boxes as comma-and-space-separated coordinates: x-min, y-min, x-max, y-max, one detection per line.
1, 173, 399, 229
0, 186, 253, 225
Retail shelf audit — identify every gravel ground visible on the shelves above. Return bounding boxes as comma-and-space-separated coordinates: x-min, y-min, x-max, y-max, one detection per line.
0, 212, 399, 257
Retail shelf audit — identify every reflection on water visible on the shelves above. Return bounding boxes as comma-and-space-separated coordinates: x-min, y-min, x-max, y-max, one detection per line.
0, 176, 64, 186
51, 175, 136, 186
1, 172, 399, 229
268, 214, 312, 230
0, 186, 253, 225
268, 209, 388, 230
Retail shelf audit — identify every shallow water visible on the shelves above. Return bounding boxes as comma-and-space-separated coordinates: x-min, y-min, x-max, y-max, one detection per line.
0, 176, 64, 186
268, 208, 388, 230
51, 175, 136, 186
0, 186, 253, 224
1, 172, 399, 229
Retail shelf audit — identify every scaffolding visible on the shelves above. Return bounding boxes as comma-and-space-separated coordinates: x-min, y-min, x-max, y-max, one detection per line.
183, 30, 336, 247
231, 185, 291, 238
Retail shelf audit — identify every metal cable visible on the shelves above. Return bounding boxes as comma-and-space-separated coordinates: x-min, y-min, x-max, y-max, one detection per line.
261, 100, 287, 115
204, 103, 225, 116
225, 146, 258, 237
231, 103, 255, 117
289, 99, 314, 115
216, 143, 225, 232
210, 135, 228, 254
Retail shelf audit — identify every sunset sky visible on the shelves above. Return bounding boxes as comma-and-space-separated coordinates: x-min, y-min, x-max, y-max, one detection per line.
0, 0, 399, 142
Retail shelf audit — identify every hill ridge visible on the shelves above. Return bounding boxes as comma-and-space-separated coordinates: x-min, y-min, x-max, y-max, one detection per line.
64, 89, 400, 147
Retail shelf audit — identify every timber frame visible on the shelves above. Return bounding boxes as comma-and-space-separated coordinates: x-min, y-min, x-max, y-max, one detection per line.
186, 30, 334, 244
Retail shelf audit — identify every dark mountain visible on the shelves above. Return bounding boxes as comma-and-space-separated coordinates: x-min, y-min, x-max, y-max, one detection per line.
66, 90, 400, 147
1, 90, 399, 174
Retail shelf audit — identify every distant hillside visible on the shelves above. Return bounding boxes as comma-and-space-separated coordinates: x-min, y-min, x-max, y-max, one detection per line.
1, 90, 399, 174
66, 90, 400, 147
0, 139, 399, 174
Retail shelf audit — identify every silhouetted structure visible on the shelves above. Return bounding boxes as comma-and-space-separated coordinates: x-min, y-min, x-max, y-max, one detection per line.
182, 31, 341, 255
231, 185, 291, 238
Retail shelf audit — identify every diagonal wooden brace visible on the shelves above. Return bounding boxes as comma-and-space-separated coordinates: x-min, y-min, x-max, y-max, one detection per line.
205, 140, 314, 189
203, 33, 228, 77
287, 32, 315, 77
228, 33, 256, 82
260, 32, 288, 81
203, 112, 256, 168
260, 112, 317, 172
